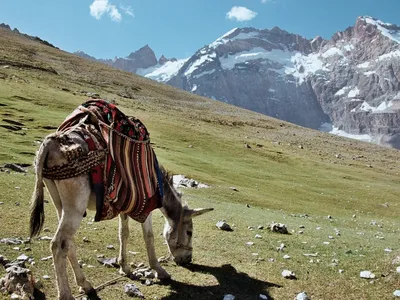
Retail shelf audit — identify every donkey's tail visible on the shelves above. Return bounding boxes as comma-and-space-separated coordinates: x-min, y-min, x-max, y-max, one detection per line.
30, 137, 51, 238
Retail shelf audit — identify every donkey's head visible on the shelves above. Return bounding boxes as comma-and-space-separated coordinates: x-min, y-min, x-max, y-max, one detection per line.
160, 168, 213, 265
163, 206, 213, 265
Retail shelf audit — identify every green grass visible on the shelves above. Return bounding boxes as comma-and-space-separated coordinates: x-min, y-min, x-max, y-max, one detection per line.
0, 27, 400, 299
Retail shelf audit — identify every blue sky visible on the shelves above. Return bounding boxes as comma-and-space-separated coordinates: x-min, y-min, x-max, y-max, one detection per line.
0, 0, 399, 60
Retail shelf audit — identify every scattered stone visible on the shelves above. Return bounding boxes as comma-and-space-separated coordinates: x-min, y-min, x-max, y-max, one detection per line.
216, 221, 232, 231
394, 290, 400, 297
257, 225, 264, 230
299, 225, 305, 228
230, 187, 239, 192
323, 242, 330, 245
352, 214, 357, 218
0, 202, 3, 205
16, 254, 29, 261
172, 175, 209, 189
246, 204, 250, 208
360, 271, 375, 279
86, 92, 100, 98
384, 248, 392, 253
298, 231, 304, 234
13, 247, 20, 251
303, 253, 318, 257
259, 294, 268, 300
144, 279, 152, 286
40, 256, 52, 261
268, 222, 288, 234
42, 275, 50, 280
296, 292, 310, 300
316, 227, 321, 230
223, 294, 235, 300
248, 226, 255, 230
0, 238, 25, 245
282, 269, 296, 279
298, 145, 303, 149
83, 237, 90, 243
339, 269, 344, 274
277, 243, 285, 252
246, 242, 254, 246
255, 234, 262, 239
327, 215, 332, 219
392, 256, 400, 265
38, 236, 53, 241
3, 163, 27, 173
106, 245, 115, 250
328, 236, 334, 239
43, 228, 50, 233
244, 143, 251, 149
268, 258, 275, 262
124, 283, 144, 298
97, 257, 119, 268
396, 266, 400, 273
283, 255, 290, 259
0, 265, 35, 299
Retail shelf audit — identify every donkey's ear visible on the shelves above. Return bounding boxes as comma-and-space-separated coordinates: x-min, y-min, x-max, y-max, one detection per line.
188, 208, 214, 218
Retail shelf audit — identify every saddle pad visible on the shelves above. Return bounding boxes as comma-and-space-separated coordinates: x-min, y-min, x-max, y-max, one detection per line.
58, 99, 163, 222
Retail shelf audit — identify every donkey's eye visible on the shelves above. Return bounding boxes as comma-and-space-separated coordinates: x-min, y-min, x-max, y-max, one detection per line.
186, 231, 193, 237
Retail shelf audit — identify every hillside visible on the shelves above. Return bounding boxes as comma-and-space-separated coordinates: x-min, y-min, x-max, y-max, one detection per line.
0, 26, 400, 299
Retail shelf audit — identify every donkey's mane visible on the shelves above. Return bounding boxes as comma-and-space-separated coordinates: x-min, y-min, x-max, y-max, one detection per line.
160, 166, 184, 221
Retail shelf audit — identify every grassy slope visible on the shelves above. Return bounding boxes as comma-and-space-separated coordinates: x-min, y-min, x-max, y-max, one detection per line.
0, 28, 399, 299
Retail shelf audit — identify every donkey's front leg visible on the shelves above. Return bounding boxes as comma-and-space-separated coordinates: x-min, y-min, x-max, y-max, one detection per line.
141, 213, 171, 280
118, 213, 131, 275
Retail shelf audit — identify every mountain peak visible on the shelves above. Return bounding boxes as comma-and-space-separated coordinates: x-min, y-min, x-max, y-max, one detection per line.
356, 16, 400, 44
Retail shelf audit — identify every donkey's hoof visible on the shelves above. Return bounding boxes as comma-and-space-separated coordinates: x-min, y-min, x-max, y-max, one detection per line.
86, 288, 101, 300
156, 269, 171, 280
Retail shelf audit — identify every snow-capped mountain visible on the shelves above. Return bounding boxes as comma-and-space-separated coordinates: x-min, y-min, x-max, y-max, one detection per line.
166, 16, 400, 148
74, 45, 178, 77
74, 16, 400, 149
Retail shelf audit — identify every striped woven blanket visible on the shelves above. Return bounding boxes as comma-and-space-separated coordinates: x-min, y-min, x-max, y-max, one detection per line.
58, 99, 163, 223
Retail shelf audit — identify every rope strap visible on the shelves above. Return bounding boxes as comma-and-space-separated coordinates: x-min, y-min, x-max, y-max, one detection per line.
43, 149, 107, 180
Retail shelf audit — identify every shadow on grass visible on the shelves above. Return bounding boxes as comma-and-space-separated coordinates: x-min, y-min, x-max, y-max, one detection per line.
161, 263, 281, 300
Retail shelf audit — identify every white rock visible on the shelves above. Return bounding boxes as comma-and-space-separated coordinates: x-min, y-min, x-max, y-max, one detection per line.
223, 294, 235, 300
384, 248, 393, 252
323, 242, 330, 245
396, 266, 400, 273
277, 243, 285, 252
339, 269, 344, 273
255, 234, 262, 239
283, 255, 290, 259
360, 271, 375, 279
216, 221, 232, 231
259, 294, 268, 300
106, 245, 115, 249
246, 242, 254, 246
296, 292, 310, 300
282, 269, 296, 279
17, 254, 29, 261
40, 256, 53, 261
394, 290, 400, 297
43, 275, 50, 280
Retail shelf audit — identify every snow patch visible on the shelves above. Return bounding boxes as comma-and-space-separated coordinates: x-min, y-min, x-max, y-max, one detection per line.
138, 58, 188, 82
321, 47, 344, 58
364, 71, 376, 76
357, 61, 370, 68
377, 50, 400, 61
348, 87, 360, 98
364, 17, 400, 44
343, 44, 355, 51
330, 126, 374, 143
192, 69, 216, 79
191, 84, 198, 92
335, 86, 350, 96
185, 53, 217, 77
209, 29, 258, 49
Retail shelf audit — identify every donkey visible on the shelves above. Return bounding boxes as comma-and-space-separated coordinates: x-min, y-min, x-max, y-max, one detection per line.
30, 131, 213, 300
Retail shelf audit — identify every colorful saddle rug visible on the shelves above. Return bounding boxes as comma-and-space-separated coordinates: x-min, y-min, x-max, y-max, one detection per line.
58, 99, 163, 223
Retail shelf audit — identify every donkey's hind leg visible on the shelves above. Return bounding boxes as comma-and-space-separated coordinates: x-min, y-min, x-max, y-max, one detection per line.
51, 177, 95, 300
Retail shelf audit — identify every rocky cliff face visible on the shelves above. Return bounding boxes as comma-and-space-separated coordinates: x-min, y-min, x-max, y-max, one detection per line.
166, 17, 400, 148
